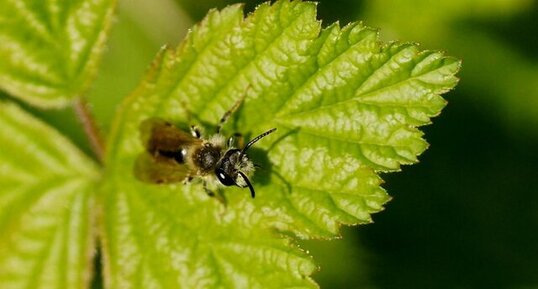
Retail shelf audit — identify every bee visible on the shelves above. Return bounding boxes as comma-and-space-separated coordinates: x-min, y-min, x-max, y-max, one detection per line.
134, 98, 276, 198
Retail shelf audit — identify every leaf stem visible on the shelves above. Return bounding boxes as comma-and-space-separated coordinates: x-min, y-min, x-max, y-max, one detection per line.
73, 97, 105, 164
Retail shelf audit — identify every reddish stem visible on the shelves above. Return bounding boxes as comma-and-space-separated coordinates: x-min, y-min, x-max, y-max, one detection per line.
73, 97, 105, 163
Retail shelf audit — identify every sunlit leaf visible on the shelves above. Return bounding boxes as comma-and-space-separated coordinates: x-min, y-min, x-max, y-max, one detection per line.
0, 0, 116, 108
0, 101, 99, 289
362, 0, 538, 133
101, 1, 460, 288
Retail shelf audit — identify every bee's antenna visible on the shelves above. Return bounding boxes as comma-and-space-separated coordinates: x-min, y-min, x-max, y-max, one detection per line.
237, 171, 256, 198
240, 128, 277, 155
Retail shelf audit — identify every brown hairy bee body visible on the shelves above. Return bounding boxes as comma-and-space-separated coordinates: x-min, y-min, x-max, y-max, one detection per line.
134, 99, 275, 198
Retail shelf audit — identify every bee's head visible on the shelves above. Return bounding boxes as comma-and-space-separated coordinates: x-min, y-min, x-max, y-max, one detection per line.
214, 128, 276, 198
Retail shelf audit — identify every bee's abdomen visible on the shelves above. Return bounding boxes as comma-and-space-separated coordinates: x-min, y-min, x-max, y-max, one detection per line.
193, 145, 221, 173
158, 149, 187, 164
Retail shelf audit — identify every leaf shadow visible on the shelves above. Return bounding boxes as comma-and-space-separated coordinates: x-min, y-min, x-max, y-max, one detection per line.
250, 127, 301, 195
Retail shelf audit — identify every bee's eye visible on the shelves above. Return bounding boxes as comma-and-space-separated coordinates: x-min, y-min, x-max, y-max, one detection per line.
215, 168, 235, 186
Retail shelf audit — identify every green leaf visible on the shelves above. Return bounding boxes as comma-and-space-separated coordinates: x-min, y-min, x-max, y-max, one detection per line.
362, 0, 538, 134
173, 0, 257, 21
102, 1, 460, 288
87, 0, 193, 130
0, 101, 99, 289
0, 0, 117, 108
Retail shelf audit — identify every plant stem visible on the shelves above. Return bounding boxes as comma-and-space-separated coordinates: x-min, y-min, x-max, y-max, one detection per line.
73, 97, 105, 164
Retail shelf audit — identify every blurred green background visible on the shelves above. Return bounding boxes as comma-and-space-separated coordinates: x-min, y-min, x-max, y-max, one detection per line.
18, 0, 538, 288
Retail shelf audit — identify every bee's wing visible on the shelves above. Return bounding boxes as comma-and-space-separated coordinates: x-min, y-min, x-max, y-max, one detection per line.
140, 118, 202, 154
133, 152, 191, 184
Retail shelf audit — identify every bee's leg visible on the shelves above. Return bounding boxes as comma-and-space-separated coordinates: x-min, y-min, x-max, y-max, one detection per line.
183, 175, 194, 185
202, 180, 215, 197
190, 125, 202, 138
215, 190, 228, 206
227, 132, 244, 148
216, 86, 250, 133
181, 100, 205, 136
202, 180, 227, 205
